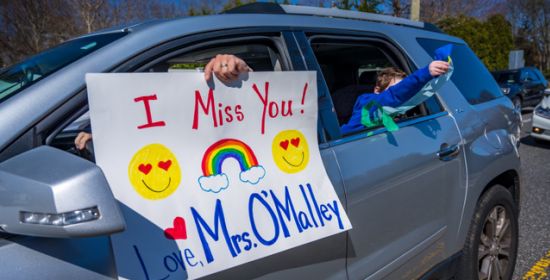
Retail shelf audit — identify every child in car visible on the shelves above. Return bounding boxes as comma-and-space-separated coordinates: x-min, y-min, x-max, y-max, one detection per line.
340, 60, 450, 135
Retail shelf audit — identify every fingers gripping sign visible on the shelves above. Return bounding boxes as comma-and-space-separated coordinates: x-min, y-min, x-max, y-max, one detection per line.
204, 54, 251, 83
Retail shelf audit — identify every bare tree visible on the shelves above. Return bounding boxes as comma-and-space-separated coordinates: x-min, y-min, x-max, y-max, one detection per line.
419, 0, 507, 22
0, 0, 79, 65
507, 0, 550, 71
386, 0, 409, 17
72, 0, 110, 34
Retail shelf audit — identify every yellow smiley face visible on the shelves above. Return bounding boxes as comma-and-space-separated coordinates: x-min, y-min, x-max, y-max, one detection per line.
272, 130, 310, 174
128, 144, 181, 200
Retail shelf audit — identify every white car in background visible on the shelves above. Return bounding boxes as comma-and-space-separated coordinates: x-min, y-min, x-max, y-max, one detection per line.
531, 89, 550, 142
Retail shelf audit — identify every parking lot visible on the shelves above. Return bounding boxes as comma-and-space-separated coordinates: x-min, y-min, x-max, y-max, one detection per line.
513, 112, 550, 279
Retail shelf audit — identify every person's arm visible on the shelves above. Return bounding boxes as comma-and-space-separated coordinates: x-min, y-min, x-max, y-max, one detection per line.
340, 66, 433, 135
340, 61, 449, 135
370, 61, 449, 107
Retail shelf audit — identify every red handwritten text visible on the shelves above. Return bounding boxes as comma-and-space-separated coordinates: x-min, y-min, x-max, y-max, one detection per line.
252, 82, 294, 135
192, 89, 244, 130
134, 94, 166, 130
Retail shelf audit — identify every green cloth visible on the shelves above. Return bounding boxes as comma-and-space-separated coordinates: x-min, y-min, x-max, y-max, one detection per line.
360, 101, 399, 132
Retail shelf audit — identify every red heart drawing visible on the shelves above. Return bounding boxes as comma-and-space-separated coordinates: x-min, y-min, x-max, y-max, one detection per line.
138, 163, 152, 175
291, 137, 300, 147
164, 217, 187, 240
280, 140, 289, 150
158, 160, 172, 171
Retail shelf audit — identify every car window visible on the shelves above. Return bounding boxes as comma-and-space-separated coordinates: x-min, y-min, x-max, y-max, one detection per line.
310, 39, 443, 136
526, 69, 539, 82
145, 43, 282, 73
0, 32, 127, 103
417, 38, 503, 105
493, 71, 520, 84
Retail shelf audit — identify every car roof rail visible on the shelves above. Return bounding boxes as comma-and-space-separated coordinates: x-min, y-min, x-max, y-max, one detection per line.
224, 3, 442, 33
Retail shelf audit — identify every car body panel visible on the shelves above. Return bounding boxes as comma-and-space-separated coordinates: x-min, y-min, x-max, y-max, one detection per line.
0, 236, 116, 280
331, 113, 464, 279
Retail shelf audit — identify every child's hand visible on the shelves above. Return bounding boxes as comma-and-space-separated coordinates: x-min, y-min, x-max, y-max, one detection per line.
429, 61, 450, 77
75, 132, 92, 151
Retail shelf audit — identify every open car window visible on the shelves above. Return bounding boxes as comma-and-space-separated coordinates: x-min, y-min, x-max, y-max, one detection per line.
310, 38, 443, 137
145, 44, 282, 73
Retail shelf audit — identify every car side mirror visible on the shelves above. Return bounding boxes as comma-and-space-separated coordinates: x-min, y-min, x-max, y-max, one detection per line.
0, 146, 125, 238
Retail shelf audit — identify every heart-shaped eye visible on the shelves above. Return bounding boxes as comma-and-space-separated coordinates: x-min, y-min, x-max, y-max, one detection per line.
138, 163, 152, 175
158, 160, 172, 171
291, 137, 300, 147
280, 140, 289, 150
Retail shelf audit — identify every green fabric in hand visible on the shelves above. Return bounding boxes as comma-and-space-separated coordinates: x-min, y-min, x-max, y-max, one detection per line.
361, 101, 399, 132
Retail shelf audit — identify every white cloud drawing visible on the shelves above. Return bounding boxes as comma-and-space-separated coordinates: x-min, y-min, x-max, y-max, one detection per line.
239, 165, 266, 185
198, 173, 230, 193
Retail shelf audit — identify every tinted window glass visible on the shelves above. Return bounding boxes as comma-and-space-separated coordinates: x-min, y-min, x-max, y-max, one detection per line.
0, 32, 127, 103
417, 38, 503, 105
526, 69, 539, 81
493, 71, 520, 84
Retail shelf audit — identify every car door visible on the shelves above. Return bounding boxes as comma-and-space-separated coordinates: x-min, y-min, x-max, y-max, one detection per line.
46, 29, 348, 280
294, 31, 467, 279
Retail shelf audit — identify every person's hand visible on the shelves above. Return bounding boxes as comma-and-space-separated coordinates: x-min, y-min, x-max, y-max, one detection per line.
75, 132, 92, 151
429, 61, 450, 77
204, 54, 252, 83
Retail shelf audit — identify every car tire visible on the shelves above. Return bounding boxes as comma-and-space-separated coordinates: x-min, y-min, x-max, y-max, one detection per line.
457, 185, 519, 280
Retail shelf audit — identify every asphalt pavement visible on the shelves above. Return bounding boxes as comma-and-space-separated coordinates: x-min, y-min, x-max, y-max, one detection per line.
512, 112, 550, 280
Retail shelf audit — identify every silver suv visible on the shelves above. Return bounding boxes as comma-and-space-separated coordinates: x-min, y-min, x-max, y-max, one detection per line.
0, 3, 521, 280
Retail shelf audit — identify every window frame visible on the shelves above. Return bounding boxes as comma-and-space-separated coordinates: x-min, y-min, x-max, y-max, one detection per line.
129, 36, 290, 74
303, 32, 447, 144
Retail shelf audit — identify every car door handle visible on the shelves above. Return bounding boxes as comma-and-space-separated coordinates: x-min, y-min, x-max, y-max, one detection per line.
437, 144, 460, 161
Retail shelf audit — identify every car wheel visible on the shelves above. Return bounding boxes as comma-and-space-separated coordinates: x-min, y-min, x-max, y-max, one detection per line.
458, 185, 518, 280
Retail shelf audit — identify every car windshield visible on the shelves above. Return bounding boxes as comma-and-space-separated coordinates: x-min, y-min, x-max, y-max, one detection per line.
493, 71, 520, 84
0, 32, 127, 103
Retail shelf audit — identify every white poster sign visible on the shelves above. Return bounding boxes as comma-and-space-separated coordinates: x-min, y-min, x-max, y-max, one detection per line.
86, 72, 352, 279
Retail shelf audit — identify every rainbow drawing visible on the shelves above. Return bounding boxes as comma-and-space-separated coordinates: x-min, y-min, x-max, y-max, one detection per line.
201, 138, 259, 176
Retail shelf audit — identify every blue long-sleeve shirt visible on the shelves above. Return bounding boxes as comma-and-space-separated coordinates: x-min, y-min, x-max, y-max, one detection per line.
340, 66, 434, 134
